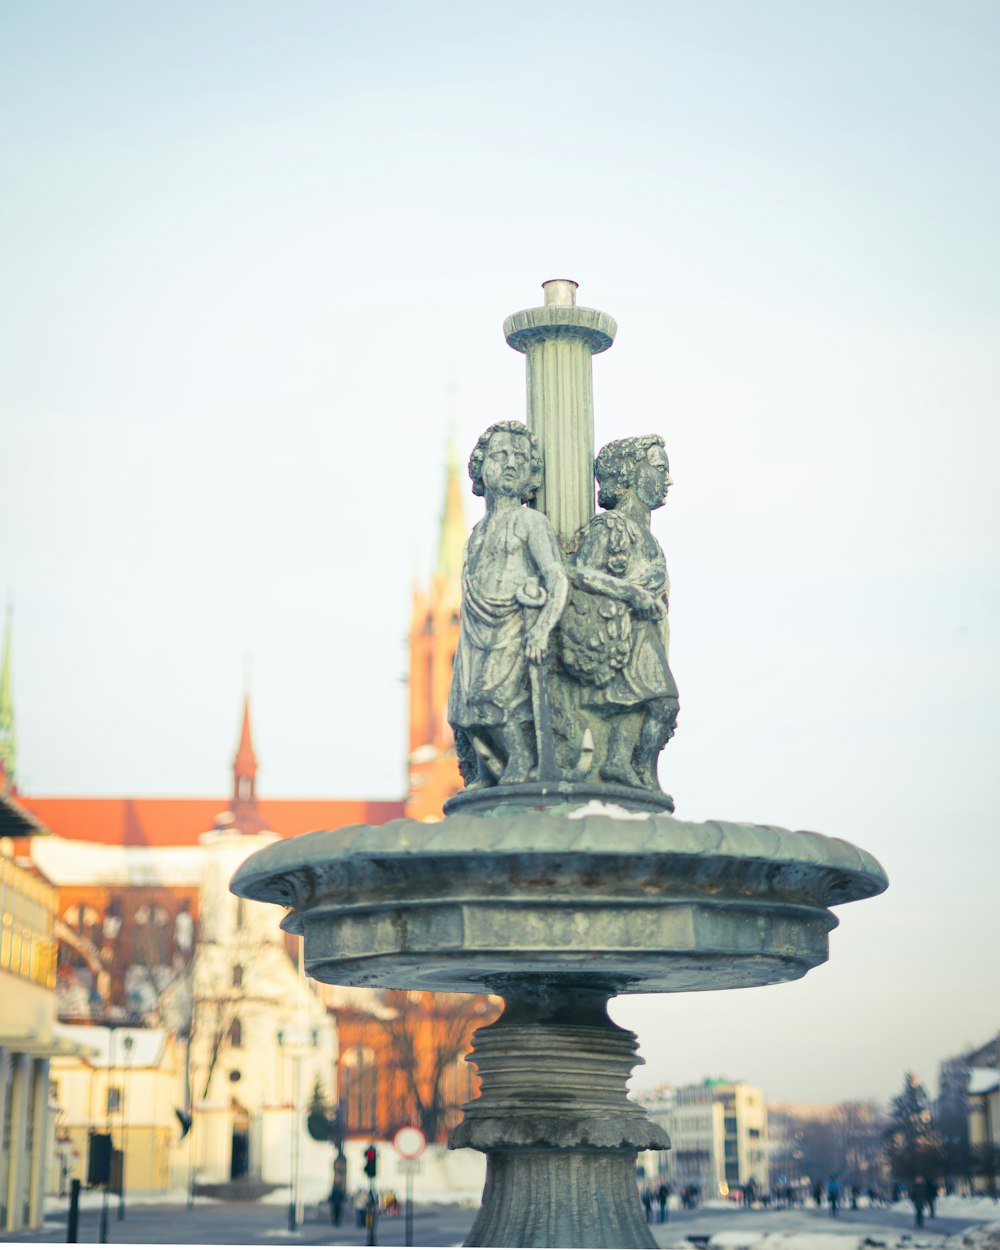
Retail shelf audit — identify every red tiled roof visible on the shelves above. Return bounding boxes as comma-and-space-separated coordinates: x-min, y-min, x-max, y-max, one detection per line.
17, 796, 407, 848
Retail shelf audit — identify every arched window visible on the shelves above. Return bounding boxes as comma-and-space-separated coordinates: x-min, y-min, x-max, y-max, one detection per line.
228, 1018, 243, 1048
341, 1046, 378, 1133
64, 903, 102, 948
232, 964, 243, 989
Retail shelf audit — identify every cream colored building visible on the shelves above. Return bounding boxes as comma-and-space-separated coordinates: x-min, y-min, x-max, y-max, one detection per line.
51, 1025, 184, 1194
184, 823, 337, 1195
0, 841, 79, 1233
968, 1066, 999, 1194
28, 818, 339, 1200
643, 1079, 769, 1198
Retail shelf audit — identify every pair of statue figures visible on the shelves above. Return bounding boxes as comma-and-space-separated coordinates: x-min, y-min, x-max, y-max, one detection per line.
448, 420, 679, 796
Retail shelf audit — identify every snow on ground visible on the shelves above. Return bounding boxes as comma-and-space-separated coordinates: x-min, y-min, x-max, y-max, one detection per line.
658, 1230, 1000, 1250
45, 1186, 220, 1212
652, 1197, 1000, 1250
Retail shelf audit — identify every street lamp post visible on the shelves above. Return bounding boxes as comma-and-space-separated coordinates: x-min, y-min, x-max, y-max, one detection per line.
118, 1035, 133, 1220
98, 1025, 115, 1245
277, 1029, 305, 1233
980, 1092, 996, 1200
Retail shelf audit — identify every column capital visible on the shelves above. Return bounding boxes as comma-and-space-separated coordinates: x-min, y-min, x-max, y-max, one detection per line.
504, 304, 617, 355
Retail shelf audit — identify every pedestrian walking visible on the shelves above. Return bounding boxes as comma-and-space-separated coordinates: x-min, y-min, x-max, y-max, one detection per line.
910, 1177, 926, 1228
641, 1187, 653, 1223
656, 1182, 669, 1223
827, 1175, 842, 1217
329, 1183, 345, 1227
923, 1177, 937, 1219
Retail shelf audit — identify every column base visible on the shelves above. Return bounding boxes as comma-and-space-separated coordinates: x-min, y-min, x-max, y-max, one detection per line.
466, 1150, 657, 1249
450, 984, 668, 1248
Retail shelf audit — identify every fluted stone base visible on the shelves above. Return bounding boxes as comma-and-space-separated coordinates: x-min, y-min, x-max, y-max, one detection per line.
466, 1151, 656, 1249
450, 984, 667, 1248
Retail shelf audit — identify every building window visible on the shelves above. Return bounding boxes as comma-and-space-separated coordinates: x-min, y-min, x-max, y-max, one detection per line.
107, 1086, 122, 1114
228, 1019, 243, 1048
342, 1047, 378, 1133
235, 899, 246, 931
232, 964, 243, 989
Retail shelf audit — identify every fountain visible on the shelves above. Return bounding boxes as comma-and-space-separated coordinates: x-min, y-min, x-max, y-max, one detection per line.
231, 280, 887, 1248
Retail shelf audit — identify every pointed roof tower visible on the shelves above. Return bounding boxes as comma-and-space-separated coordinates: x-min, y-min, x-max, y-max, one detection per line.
234, 695, 257, 799
435, 425, 467, 590
230, 694, 268, 835
0, 606, 17, 794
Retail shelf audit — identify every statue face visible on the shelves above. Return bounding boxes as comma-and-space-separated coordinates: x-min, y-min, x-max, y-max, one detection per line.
482, 430, 532, 499
636, 443, 671, 510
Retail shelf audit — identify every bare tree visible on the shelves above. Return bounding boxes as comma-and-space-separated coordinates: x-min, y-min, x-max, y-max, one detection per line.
377, 991, 499, 1140
339, 990, 498, 1142
189, 913, 279, 1102
770, 1101, 888, 1193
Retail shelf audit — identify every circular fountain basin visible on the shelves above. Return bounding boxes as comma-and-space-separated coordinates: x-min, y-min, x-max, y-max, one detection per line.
230, 803, 887, 995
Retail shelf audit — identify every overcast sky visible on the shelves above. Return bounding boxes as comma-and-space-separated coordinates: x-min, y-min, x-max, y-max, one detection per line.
2, 0, 998, 1108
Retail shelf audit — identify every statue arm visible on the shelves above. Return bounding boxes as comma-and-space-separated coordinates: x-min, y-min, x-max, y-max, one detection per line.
524, 517, 569, 662
573, 519, 660, 616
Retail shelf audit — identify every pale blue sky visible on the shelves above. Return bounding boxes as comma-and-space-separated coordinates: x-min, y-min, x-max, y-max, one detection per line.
2, 1, 998, 1104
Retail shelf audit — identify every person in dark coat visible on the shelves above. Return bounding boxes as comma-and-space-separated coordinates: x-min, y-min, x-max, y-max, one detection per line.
923, 1177, 937, 1219
656, 1183, 669, 1223
910, 1177, 926, 1228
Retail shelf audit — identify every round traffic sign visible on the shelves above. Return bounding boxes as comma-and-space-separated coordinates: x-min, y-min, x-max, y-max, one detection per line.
392, 1125, 427, 1159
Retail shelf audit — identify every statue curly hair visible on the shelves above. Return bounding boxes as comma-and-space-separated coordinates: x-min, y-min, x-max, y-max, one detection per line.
595, 434, 667, 510
468, 420, 543, 503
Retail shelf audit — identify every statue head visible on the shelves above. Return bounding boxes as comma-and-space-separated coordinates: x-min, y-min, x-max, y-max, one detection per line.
469, 421, 542, 503
596, 435, 670, 511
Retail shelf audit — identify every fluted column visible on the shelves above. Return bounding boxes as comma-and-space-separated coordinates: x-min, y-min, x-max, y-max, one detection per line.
450, 983, 668, 1248
504, 280, 617, 548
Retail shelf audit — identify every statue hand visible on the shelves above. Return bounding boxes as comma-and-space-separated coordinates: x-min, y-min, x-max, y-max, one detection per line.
628, 587, 659, 618
524, 622, 550, 663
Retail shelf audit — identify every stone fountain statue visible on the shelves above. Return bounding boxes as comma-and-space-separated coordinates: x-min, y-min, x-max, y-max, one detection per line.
232, 279, 887, 1248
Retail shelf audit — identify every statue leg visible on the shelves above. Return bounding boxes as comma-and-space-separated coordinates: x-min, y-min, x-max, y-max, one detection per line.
457, 727, 504, 790
495, 722, 533, 786
634, 698, 679, 790
600, 711, 644, 789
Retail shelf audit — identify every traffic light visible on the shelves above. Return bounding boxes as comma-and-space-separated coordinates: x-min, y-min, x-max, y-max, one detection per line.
363, 1145, 377, 1178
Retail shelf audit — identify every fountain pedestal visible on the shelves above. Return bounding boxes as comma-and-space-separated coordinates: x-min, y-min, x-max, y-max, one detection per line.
452, 984, 667, 1248
230, 807, 887, 1246
230, 281, 888, 1247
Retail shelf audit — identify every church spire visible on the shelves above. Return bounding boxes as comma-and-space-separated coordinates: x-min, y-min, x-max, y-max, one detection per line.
0, 606, 17, 793
435, 422, 467, 589
233, 694, 257, 803
228, 691, 269, 835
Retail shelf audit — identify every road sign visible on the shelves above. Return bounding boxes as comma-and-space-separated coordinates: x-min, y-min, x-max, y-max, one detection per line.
397, 1159, 422, 1175
392, 1125, 427, 1160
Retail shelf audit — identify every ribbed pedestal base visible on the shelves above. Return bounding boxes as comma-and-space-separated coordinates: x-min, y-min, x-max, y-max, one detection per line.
450, 984, 667, 1247
466, 1150, 656, 1249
